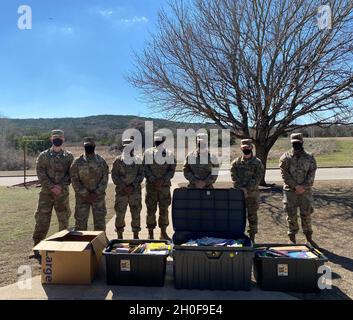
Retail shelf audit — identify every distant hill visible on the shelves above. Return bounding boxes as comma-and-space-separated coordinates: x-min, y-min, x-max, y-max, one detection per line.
1, 115, 217, 145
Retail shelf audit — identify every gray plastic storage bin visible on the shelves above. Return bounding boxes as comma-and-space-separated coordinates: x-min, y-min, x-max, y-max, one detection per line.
172, 188, 254, 291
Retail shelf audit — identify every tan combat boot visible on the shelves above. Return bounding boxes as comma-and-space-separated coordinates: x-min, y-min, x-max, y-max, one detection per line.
133, 232, 139, 240
160, 227, 171, 241
288, 234, 296, 244
117, 231, 123, 240
148, 229, 154, 240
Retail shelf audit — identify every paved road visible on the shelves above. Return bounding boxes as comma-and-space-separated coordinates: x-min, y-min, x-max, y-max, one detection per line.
1, 168, 352, 186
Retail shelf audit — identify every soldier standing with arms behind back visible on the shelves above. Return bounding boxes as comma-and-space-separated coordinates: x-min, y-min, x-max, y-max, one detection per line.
183, 133, 219, 189
279, 133, 318, 247
143, 135, 176, 240
32, 130, 74, 257
112, 138, 144, 240
70, 137, 109, 231
231, 139, 264, 243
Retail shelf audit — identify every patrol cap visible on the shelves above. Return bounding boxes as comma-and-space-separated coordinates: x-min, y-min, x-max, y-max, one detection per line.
196, 133, 208, 142
51, 129, 64, 138
240, 139, 253, 148
122, 138, 134, 147
83, 137, 96, 146
290, 133, 304, 143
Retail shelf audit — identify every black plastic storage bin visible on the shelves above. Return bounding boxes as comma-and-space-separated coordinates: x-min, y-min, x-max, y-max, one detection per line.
253, 243, 328, 292
103, 239, 169, 286
172, 188, 254, 291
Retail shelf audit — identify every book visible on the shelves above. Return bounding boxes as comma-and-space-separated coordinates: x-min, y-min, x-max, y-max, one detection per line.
269, 246, 309, 252
145, 243, 171, 251
114, 248, 130, 254
144, 250, 169, 255
286, 251, 318, 259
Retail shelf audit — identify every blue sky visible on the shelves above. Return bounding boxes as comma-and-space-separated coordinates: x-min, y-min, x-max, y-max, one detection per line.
0, 0, 168, 119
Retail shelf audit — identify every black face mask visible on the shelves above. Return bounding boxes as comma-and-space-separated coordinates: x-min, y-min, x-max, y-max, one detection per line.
242, 149, 252, 156
52, 138, 63, 147
292, 142, 304, 151
85, 145, 95, 155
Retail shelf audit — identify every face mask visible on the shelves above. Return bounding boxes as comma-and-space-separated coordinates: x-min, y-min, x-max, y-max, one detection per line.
52, 138, 63, 147
242, 149, 252, 156
84, 145, 95, 155
292, 142, 303, 151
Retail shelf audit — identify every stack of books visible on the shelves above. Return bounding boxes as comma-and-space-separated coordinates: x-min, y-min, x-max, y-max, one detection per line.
111, 242, 171, 255
255, 245, 320, 259
181, 237, 245, 247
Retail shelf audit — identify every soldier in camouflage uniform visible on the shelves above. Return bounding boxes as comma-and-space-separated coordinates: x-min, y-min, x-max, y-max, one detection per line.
70, 137, 109, 231
112, 138, 144, 239
143, 135, 176, 240
33, 130, 74, 247
230, 139, 264, 243
183, 133, 219, 188
279, 133, 318, 247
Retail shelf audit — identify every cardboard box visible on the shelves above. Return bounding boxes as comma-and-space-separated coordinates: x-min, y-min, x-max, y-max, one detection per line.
33, 230, 108, 285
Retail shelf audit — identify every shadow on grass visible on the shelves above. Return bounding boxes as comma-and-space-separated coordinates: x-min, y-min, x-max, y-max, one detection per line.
260, 184, 353, 220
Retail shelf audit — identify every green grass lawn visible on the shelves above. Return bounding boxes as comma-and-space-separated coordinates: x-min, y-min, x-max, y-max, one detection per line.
0, 185, 117, 243
0, 184, 117, 286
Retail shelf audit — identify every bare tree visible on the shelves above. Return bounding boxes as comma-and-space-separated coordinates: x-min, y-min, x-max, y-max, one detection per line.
129, 0, 353, 184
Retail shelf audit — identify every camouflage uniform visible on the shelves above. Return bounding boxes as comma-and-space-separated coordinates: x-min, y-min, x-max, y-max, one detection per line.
183, 150, 219, 188
143, 147, 176, 230
231, 155, 264, 235
33, 147, 74, 244
112, 152, 144, 233
70, 143, 109, 231
279, 135, 317, 236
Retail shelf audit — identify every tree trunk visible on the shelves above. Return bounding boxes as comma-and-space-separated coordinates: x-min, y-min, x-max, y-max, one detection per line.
255, 143, 270, 186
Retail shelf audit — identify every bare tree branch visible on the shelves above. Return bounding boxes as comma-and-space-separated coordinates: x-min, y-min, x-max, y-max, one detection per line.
128, 0, 353, 182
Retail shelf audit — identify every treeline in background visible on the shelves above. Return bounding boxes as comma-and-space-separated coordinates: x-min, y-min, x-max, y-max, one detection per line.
1, 115, 353, 171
